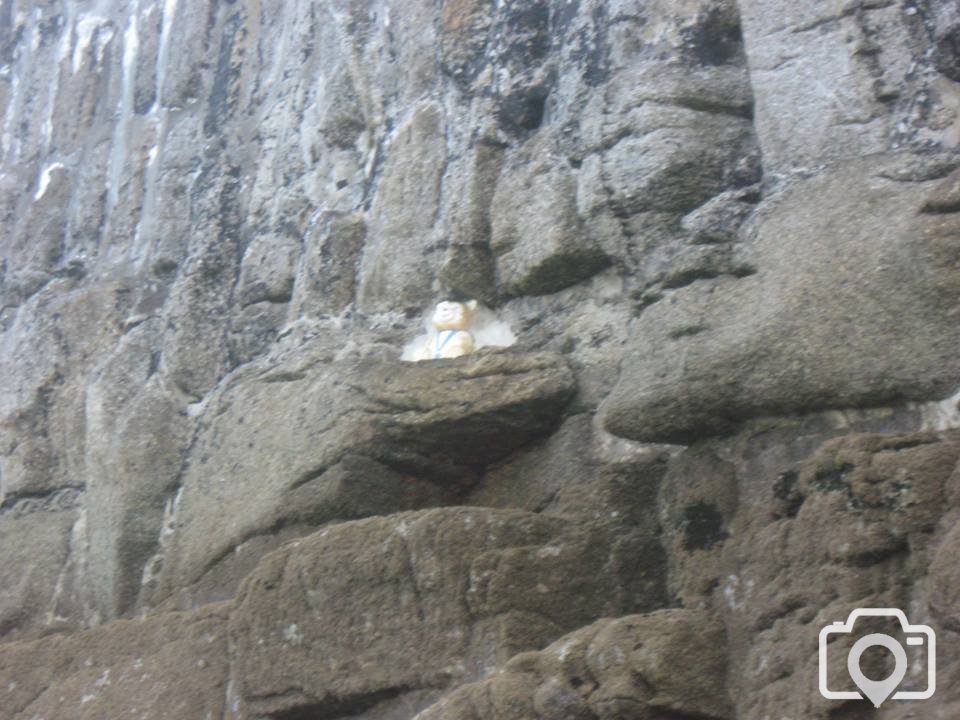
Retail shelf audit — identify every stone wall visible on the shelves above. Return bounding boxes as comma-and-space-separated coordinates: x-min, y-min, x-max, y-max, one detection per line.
1, 0, 959, 718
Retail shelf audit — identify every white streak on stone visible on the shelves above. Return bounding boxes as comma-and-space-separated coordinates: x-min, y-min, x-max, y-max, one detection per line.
30, 8, 42, 51
138, 485, 182, 599
161, 486, 182, 541
225, 676, 241, 715
915, 387, 960, 431
34, 162, 64, 200
106, 4, 140, 210
133, 0, 177, 264
46, 504, 85, 626
155, 0, 179, 109
94, 26, 115, 66
135, 111, 166, 265
282, 623, 303, 645
56, 7, 74, 64
43, 5, 76, 152
1, 75, 18, 158
0, 5, 42, 162
73, 16, 109, 74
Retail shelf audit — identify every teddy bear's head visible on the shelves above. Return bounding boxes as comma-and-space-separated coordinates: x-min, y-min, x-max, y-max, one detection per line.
431, 300, 477, 332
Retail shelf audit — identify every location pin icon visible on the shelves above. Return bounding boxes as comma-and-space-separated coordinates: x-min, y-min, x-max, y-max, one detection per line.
847, 634, 908, 708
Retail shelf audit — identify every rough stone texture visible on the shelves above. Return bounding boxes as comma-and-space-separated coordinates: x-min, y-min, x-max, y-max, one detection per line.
658, 418, 960, 719
288, 211, 367, 317
491, 138, 609, 298
0, 603, 230, 720
229, 506, 662, 718
0, 506, 76, 639
740, 0, 960, 173
1, 0, 960, 718
147, 348, 574, 610
415, 609, 732, 720
602, 156, 960, 444
81, 318, 193, 622
358, 103, 449, 313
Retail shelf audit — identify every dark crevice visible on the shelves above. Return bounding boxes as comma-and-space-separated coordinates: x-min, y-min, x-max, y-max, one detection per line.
203, 11, 243, 136
681, 502, 728, 551
269, 687, 409, 719
845, 541, 908, 568
667, 324, 707, 340
690, 26, 743, 66
672, 95, 754, 120
259, 371, 309, 384
772, 470, 804, 518
239, 290, 294, 308
0, 486, 84, 513
935, 24, 960, 82
684, 5, 746, 67
148, 350, 161, 378
791, 2, 895, 36
662, 264, 757, 292
497, 84, 550, 133
876, 435, 941, 452
810, 463, 853, 492
828, 699, 880, 719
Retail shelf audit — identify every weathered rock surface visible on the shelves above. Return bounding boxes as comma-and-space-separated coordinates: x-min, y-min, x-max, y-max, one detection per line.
602, 156, 960, 444
491, 140, 609, 298
0, 505, 77, 639
149, 349, 574, 609
416, 609, 732, 720
740, 0, 960, 173
659, 419, 960, 719
0, 604, 230, 719
1, 0, 960, 718
0, 502, 667, 720
229, 506, 662, 718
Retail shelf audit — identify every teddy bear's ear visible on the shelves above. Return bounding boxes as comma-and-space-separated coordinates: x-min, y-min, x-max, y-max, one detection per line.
466, 300, 478, 311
